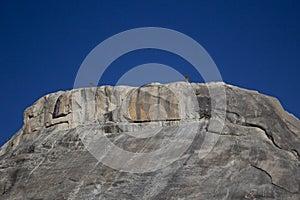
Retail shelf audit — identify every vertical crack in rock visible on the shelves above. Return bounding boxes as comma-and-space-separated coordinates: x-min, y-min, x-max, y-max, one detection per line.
135, 88, 141, 121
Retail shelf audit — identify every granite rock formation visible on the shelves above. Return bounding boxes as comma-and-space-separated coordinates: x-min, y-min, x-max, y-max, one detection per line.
0, 82, 299, 200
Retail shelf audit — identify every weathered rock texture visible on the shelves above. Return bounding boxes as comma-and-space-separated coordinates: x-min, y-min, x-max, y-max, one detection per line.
0, 82, 299, 199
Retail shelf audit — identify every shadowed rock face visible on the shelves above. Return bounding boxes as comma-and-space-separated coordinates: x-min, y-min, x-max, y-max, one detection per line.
0, 82, 299, 200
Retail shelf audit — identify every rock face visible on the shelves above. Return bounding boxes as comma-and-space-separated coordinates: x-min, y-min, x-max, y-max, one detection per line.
0, 82, 299, 200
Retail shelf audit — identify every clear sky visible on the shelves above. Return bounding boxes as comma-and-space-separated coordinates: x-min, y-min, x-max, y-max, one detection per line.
0, 0, 299, 145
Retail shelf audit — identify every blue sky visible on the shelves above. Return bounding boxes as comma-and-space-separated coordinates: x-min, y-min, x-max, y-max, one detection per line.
0, 0, 299, 145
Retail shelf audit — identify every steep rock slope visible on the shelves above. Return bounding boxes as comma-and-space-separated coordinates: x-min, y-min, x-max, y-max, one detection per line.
0, 82, 299, 200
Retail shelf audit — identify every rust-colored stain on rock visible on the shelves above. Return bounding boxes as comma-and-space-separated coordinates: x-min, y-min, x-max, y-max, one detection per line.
128, 85, 180, 122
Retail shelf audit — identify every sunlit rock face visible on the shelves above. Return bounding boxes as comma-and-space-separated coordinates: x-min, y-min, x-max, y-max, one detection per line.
0, 82, 299, 200
127, 85, 180, 122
